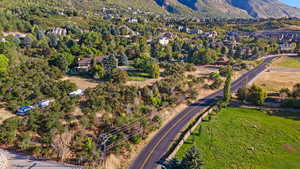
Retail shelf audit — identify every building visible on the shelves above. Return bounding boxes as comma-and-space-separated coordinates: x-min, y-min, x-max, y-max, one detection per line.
159, 37, 169, 46
215, 56, 230, 65
47, 27, 67, 36
127, 18, 138, 23
190, 29, 203, 34
75, 56, 105, 72
280, 43, 294, 51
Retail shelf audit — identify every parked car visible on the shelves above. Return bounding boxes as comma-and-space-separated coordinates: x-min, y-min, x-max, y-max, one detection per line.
37, 99, 55, 108
16, 106, 34, 116
68, 89, 84, 97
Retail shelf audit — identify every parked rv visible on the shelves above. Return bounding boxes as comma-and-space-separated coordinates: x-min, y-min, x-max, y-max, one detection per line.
37, 99, 55, 108
68, 89, 84, 97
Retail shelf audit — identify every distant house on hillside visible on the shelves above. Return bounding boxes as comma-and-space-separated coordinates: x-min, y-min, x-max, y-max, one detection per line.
280, 43, 294, 51
190, 29, 203, 34
75, 56, 105, 72
127, 18, 138, 23
159, 37, 169, 46
46, 27, 67, 36
215, 56, 230, 65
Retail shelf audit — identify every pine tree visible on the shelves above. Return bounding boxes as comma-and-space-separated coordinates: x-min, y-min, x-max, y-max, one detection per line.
181, 145, 204, 169
163, 158, 181, 169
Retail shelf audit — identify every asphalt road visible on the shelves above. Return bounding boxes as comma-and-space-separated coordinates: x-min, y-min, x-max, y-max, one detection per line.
129, 54, 297, 169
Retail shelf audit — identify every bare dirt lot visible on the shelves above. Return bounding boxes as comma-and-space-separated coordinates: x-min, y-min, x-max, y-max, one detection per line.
0, 108, 14, 124
0, 102, 14, 123
62, 76, 99, 90
254, 56, 300, 91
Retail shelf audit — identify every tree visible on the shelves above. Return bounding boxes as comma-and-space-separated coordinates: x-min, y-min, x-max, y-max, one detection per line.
163, 158, 182, 169
223, 66, 233, 103
110, 68, 128, 84
149, 63, 160, 78
51, 131, 73, 161
0, 54, 9, 76
247, 85, 267, 105
279, 88, 291, 100
103, 55, 118, 73
292, 83, 300, 98
295, 43, 300, 54
181, 145, 204, 169
190, 48, 217, 65
92, 65, 105, 79
237, 86, 248, 102
119, 53, 129, 66
49, 54, 69, 72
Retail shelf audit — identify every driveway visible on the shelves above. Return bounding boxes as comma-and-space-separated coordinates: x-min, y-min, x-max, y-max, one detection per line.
3, 150, 83, 169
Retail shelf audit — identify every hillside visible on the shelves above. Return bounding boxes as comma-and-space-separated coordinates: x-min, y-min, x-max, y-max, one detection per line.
1, 0, 300, 18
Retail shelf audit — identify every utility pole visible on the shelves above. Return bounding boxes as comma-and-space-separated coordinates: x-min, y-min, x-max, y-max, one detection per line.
98, 135, 111, 167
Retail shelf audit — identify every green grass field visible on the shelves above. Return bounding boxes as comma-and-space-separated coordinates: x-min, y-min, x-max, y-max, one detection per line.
175, 107, 300, 169
127, 69, 151, 81
275, 56, 300, 69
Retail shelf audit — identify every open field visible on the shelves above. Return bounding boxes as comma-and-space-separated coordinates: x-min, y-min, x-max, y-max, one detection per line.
62, 75, 99, 90
273, 55, 300, 69
176, 107, 300, 169
254, 55, 300, 91
255, 71, 300, 91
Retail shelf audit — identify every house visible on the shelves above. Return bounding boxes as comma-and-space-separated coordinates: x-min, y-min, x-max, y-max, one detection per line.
223, 40, 237, 47
69, 89, 84, 97
2, 32, 27, 38
159, 37, 169, 46
127, 18, 138, 23
190, 29, 203, 34
103, 14, 114, 20
16, 106, 34, 116
201, 31, 218, 39
47, 27, 67, 36
215, 56, 230, 65
0, 38, 6, 42
75, 56, 105, 72
280, 43, 294, 51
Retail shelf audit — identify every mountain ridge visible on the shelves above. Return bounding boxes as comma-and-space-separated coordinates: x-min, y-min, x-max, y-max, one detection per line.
1, 0, 300, 18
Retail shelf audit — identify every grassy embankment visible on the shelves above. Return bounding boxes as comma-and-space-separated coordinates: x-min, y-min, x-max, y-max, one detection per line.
176, 107, 300, 169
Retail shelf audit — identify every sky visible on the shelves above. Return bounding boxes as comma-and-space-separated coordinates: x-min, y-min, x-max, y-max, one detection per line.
281, 0, 300, 8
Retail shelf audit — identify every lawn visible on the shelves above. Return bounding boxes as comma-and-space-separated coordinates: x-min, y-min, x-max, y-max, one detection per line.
274, 56, 300, 69
127, 70, 151, 81
175, 107, 300, 169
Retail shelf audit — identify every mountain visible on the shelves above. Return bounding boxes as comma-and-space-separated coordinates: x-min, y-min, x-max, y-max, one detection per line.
1, 0, 300, 18
227, 0, 300, 18
153, 0, 300, 18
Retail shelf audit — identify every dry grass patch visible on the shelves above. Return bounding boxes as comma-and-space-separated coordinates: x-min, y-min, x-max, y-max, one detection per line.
0, 108, 14, 124
62, 76, 99, 90
255, 72, 300, 91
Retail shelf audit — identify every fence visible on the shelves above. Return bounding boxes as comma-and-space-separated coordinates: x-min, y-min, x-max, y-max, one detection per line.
166, 105, 217, 160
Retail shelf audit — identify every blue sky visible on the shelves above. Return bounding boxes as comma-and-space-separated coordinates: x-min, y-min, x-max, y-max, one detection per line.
281, 0, 300, 8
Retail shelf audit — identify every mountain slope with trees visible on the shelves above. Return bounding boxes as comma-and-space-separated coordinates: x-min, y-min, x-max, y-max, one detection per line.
1, 0, 300, 18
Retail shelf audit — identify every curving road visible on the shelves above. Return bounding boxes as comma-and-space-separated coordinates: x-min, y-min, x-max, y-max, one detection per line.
129, 54, 297, 169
